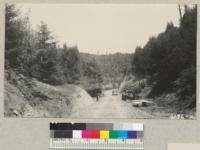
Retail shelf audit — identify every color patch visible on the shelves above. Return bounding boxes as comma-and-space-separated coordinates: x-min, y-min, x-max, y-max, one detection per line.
54, 130, 72, 138
114, 123, 123, 130
73, 130, 82, 138
118, 131, 128, 139
137, 131, 144, 138
123, 123, 132, 130
100, 130, 109, 139
103, 123, 113, 130
54, 130, 64, 138
128, 131, 137, 139
91, 130, 100, 138
64, 130, 73, 138
50, 130, 54, 138
109, 130, 118, 139
82, 130, 91, 138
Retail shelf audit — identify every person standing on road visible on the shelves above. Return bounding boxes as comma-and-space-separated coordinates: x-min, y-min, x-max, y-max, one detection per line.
96, 94, 99, 101
95, 89, 100, 102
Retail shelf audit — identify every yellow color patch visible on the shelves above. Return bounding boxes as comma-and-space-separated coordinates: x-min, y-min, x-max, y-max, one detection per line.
100, 130, 109, 139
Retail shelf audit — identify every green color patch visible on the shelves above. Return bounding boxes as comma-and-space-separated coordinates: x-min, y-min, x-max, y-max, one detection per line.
109, 130, 118, 139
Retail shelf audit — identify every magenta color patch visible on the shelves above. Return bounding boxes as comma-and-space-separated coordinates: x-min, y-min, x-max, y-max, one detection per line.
82, 130, 91, 138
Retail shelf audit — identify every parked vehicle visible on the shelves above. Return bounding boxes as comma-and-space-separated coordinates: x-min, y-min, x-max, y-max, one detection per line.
122, 90, 138, 100
132, 100, 155, 107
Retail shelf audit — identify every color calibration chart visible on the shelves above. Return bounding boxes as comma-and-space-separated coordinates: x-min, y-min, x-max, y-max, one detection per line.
50, 122, 144, 149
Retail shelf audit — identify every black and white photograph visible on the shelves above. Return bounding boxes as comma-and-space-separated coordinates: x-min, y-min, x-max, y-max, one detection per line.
4, 3, 197, 119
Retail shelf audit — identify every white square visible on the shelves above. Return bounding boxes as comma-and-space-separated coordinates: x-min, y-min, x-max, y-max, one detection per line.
73, 130, 82, 138
123, 123, 132, 130
132, 123, 143, 131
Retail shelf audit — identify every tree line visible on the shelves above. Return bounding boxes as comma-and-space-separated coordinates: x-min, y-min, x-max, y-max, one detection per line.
81, 53, 133, 89
132, 6, 197, 108
5, 4, 102, 87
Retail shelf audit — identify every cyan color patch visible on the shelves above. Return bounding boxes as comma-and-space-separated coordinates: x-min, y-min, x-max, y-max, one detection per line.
118, 131, 128, 139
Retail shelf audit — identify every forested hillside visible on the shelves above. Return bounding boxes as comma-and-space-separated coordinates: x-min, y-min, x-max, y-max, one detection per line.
81, 53, 133, 89
132, 6, 197, 111
5, 4, 102, 87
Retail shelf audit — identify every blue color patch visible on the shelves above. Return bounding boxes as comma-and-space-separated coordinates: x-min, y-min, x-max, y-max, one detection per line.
128, 131, 137, 139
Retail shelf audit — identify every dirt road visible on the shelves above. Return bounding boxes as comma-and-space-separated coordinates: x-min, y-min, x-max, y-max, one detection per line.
70, 90, 154, 118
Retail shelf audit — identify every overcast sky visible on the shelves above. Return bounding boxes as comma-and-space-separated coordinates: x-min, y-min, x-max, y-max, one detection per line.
18, 4, 180, 54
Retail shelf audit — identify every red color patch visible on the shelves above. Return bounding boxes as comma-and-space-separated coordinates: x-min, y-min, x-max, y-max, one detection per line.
91, 130, 100, 138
